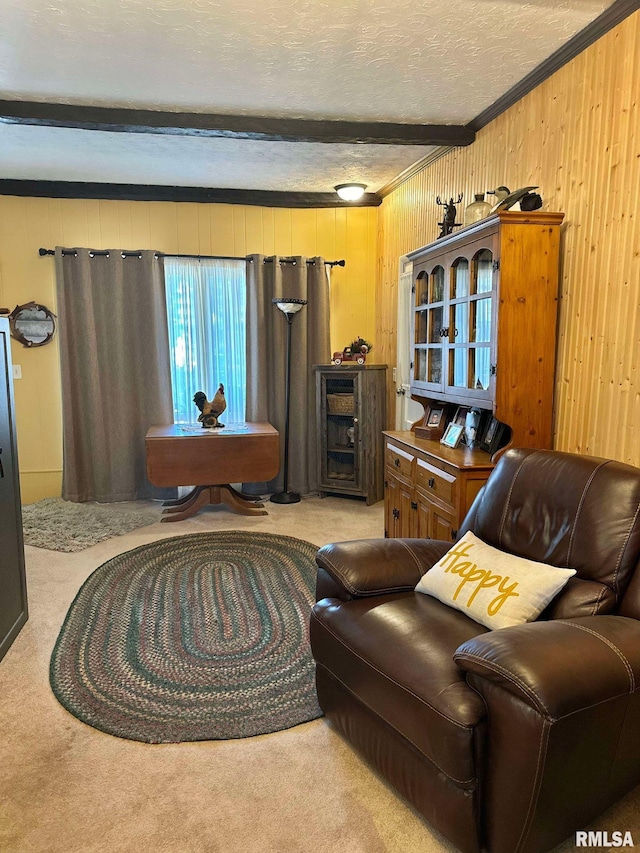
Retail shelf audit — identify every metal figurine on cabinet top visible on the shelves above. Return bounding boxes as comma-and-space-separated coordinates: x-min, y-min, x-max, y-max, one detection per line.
193, 384, 226, 428
489, 186, 543, 213
436, 194, 463, 238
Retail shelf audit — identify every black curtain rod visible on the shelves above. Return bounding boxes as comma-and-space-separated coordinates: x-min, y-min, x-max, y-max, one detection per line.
38, 248, 345, 267
261, 257, 345, 267
160, 252, 245, 261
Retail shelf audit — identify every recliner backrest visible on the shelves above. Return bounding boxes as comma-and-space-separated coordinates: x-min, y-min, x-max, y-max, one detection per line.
459, 448, 640, 617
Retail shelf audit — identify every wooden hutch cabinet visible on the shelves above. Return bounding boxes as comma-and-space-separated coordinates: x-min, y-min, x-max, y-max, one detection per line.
384, 210, 564, 540
315, 364, 386, 505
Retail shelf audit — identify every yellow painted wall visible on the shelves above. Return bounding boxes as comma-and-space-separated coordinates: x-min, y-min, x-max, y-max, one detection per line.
0, 198, 377, 502
377, 11, 640, 466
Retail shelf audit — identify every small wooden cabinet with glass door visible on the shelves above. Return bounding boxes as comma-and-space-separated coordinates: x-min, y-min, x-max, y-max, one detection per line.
315, 364, 386, 505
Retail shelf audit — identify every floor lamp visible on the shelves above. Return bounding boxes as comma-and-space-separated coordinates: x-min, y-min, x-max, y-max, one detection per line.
270, 297, 307, 504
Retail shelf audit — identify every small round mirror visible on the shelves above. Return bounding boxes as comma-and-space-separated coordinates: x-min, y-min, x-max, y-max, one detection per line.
7, 302, 56, 347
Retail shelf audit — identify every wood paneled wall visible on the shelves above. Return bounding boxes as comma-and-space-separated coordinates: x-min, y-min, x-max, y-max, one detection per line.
377, 11, 640, 466
0, 197, 377, 501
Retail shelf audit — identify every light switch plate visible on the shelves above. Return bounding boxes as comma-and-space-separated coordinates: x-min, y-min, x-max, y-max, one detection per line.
12, 365, 22, 380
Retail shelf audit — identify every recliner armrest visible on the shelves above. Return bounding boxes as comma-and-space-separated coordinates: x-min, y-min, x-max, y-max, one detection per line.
455, 615, 640, 853
315, 538, 451, 601
454, 615, 640, 718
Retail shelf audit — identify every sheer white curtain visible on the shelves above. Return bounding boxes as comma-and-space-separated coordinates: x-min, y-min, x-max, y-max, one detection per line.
164, 258, 246, 424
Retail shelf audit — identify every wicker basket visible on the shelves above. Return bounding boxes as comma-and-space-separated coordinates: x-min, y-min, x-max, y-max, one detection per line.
327, 393, 354, 414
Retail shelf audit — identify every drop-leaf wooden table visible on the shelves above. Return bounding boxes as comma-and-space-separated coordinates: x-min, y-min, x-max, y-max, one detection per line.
145, 423, 280, 521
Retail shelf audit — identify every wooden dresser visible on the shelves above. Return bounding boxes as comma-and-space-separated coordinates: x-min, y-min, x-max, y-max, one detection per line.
383, 430, 494, 542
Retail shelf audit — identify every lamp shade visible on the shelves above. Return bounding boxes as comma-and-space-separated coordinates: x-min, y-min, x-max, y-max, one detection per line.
272, 297, 307, 315
335, 183, 367, 202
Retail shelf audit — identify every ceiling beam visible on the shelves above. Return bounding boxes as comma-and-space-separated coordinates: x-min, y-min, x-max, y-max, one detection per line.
0, 100, 475, 147
0, 180, 382, 207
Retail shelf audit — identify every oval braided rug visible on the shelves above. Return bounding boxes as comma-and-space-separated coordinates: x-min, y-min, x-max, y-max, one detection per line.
50, 532, 322, 743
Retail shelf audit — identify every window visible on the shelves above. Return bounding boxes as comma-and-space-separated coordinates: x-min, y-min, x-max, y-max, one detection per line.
164, 258, 246, 424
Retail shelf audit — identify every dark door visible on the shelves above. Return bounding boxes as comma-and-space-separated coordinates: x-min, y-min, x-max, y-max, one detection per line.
0, 324, 28, 661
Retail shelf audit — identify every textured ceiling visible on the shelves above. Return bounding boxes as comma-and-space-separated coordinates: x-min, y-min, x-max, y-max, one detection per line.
0, 0, 617, 193
0, 124, 436, 192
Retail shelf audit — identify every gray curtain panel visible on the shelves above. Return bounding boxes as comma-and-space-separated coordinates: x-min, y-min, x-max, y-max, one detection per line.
55, 248, 174, 502
246, 255, 330, 496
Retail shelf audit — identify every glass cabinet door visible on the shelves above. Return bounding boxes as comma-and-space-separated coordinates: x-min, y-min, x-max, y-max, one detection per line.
321, 372, 360, 489
445, 249, 494, 401
411, 235, 497, 404
412, 266, 445, 391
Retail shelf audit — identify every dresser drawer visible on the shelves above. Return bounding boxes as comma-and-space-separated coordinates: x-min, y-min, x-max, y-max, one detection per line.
415, 457, 456, 506
385, 443, 414, 481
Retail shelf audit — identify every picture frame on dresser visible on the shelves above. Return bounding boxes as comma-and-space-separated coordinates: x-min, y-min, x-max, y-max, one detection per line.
452, 406, 470, 427
479, 416, 506, 455
414, 404, 446, 441
427, 406, 445, 428
441, 422, 464, 449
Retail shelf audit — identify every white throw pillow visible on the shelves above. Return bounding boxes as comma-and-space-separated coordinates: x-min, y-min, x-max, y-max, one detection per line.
415, 531, 576, 630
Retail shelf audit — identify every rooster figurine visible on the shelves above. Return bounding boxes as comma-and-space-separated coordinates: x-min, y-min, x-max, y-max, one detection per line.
193, 384, 226, 429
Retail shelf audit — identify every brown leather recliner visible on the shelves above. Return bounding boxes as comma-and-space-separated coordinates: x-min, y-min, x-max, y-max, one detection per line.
310, 448, 640, 853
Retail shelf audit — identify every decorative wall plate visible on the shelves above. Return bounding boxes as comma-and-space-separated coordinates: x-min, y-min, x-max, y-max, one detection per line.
1, 302, 57, 347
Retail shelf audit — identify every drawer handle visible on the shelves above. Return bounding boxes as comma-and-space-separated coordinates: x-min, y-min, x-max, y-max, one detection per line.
393, 508, 400, 519
428, 477, 435, 488
451, 529, 458, 541
411, 501, 418, 510
394, 458, 400, 467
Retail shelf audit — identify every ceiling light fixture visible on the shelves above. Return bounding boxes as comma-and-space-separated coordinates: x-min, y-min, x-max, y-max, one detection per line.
334, 183, 367, 202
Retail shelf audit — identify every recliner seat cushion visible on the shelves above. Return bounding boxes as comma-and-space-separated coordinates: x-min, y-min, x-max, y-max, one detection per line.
311, 592, 488, 788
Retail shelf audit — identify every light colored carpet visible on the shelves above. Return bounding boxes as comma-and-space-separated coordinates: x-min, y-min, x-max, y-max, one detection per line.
1, 495, 639, 852
22, 497, 160, 551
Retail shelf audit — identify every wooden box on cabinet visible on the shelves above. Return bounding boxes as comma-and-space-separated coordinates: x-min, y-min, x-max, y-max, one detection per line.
408, 210, 564, 452
383, 431, 493, 542
315, 364, 386, 505
0, 317, 28, 662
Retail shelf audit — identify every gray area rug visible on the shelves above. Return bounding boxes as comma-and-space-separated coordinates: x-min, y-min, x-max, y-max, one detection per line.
50, 531, 322, 742
22, 498, 160, 552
